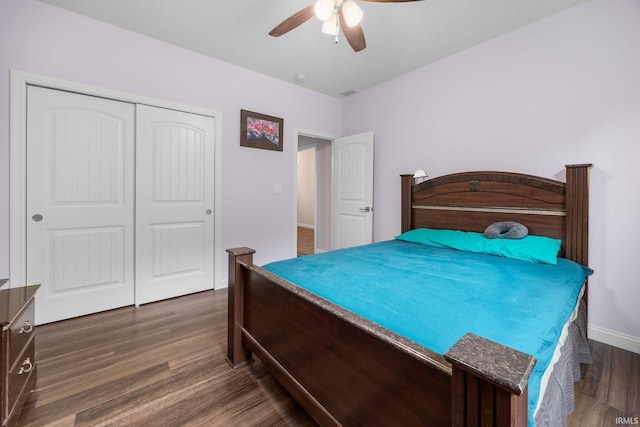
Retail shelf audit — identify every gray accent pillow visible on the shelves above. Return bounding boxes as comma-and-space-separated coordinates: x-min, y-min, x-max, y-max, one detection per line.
484, 222, 529, 239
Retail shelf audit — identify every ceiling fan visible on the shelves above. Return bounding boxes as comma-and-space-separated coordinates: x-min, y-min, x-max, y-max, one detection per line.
269, 0, 422, 52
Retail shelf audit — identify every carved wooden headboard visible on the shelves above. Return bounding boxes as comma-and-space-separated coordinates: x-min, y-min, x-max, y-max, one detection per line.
400, 164, 592, 265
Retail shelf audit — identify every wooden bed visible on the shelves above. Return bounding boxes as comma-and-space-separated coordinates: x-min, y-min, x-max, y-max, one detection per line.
226, 164, 592, 427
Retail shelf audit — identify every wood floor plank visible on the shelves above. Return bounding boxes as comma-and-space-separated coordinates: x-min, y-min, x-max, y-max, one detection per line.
568, 340, 640, 427
16, 290, 638, 426
297, 227, 314, 256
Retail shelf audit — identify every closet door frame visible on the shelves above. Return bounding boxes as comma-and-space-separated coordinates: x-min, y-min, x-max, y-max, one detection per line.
9, 70, 223, 292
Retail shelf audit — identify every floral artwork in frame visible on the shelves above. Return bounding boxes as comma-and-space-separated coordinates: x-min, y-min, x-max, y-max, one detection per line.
240, 109, 284, 151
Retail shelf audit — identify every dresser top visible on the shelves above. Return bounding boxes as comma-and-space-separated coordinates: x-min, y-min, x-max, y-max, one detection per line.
0, 284, 40, 328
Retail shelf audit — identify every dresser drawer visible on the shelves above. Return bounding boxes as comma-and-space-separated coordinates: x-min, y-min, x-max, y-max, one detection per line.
9, 300, 35, 366
0, 285, 39, 427
8, 338, 36, 412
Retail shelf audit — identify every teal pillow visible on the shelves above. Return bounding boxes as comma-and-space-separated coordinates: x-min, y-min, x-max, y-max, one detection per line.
396, 228, 561, 265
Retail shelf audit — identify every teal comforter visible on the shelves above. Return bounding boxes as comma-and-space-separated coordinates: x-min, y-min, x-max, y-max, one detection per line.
263, 239, 592, 426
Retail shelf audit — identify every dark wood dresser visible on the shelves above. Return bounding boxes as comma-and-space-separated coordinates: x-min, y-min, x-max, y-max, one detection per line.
0, 282, 39, 427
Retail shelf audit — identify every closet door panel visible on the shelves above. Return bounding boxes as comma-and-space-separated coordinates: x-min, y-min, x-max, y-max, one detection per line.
26, 86, 135, 324
135, 105, 215, 304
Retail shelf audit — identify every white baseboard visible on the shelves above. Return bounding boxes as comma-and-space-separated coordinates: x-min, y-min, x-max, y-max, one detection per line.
216, 279, 228, 290
588, 325, 640, 354
315, 248, 328, 254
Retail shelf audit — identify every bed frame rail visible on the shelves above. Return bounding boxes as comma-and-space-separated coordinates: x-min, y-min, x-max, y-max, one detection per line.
227, 248, 452, 426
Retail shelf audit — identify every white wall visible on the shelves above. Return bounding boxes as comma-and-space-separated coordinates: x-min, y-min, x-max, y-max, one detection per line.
0, 0, 343, 280
297, 147, 316, 228
343, 0, 640, 346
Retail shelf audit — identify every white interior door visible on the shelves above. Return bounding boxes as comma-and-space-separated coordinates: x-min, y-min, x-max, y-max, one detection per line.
331, 131, 374, 249
135, 105, 215, 304
26, 86, 135, 324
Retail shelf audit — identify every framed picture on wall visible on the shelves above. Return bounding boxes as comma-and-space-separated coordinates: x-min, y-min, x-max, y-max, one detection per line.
240, 109, 284, 151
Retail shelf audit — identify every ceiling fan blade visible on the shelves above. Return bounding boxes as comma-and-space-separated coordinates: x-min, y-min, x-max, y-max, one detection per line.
359, 0, 423, 2
269, 5, 316, 37
338, 9, 367, 52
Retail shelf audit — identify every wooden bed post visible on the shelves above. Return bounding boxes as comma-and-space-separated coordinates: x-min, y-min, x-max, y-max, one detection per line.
225, 247, 255, 368
445, 333, 536, 427
565, 163, 593, 315
564, 164, 592, 267
401, 174, 413, 233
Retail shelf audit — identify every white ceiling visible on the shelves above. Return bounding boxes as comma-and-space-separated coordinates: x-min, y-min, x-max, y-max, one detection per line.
37, 0, 588, 98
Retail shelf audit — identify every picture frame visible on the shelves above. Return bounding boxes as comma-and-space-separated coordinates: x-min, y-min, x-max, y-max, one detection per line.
240, 109, 284, 151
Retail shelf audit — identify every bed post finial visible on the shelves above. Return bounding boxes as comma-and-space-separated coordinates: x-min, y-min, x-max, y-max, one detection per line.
445, 333, 535, 427
401, 174, 414, 233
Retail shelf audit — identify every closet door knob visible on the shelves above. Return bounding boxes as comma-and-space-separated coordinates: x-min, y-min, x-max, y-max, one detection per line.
32, 214, 43, 222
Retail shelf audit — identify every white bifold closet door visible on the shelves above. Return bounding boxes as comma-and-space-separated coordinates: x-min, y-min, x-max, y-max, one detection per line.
27, 86, 136, 324
26, 87, 215, 324
134, 105, 215, 305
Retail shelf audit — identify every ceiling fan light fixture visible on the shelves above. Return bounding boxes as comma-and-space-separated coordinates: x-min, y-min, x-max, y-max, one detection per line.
342, 0, 363, 27
314, 0, 336, 21
321, 13, 339, 36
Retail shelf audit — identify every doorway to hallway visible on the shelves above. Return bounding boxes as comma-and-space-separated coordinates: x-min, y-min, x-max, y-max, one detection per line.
297, 135, 332, 255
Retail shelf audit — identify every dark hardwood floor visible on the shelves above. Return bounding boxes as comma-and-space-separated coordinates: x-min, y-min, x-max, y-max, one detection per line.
297, 226, 314, 256
18, 290, 315, 427
17, 289, 638, 426
568, 339, 640, 426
